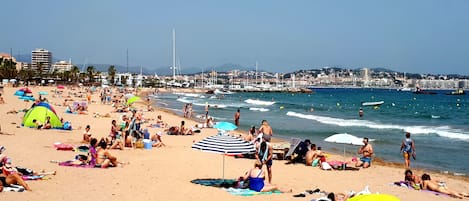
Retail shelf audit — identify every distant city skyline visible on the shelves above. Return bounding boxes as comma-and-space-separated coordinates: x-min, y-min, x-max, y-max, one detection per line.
1, 0, 469, 75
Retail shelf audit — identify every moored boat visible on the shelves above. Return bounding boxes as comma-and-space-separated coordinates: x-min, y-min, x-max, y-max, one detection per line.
361, 101, 384, 106
446, 88, 465, 95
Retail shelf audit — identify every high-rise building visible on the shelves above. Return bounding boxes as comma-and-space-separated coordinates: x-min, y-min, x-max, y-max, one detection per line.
31, 48, 52, 73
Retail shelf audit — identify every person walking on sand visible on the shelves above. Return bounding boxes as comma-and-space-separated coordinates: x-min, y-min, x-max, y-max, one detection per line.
255, 141, 273, 184
356, 137, 373, 168
400, 132, 416, 169
234, 108, 240, 126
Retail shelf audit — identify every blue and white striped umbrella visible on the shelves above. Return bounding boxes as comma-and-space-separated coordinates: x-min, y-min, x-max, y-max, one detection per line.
192, 134, 255, 155
192, 134, 255, 179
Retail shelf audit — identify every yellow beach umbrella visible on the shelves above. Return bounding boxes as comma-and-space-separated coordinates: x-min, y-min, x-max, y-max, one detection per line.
347, 194, 400, 201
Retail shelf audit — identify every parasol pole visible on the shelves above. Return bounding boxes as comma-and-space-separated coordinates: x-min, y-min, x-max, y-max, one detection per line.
222, 150, 226, 181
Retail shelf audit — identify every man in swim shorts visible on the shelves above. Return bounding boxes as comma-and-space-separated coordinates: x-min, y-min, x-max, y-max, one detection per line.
356, 137, 373, 168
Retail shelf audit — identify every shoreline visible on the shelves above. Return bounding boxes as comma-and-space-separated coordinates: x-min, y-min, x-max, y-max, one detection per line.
140, 88, 469, 182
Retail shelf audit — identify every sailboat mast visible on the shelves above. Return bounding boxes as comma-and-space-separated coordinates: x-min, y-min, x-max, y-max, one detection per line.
255, 61, 258, 85
172, 29, 176, 82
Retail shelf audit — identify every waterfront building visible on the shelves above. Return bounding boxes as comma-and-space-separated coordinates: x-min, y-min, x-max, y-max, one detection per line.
31, 48, 52, 73
51, 60, 73, 73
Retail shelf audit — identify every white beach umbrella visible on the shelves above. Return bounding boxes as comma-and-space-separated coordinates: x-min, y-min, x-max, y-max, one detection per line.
192, 134, 256, 179
324, 133, 365, 162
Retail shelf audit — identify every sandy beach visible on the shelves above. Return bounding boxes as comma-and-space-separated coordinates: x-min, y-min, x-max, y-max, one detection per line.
0, 85, 468, 201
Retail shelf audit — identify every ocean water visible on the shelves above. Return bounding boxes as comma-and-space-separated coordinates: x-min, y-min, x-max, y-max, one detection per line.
152, 88, 469, 175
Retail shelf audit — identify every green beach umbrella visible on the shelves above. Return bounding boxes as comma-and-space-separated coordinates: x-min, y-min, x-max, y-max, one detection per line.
127, 96, 140, 105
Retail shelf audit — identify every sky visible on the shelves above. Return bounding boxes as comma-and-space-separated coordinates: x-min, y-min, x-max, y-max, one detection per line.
1, 0, 469, 75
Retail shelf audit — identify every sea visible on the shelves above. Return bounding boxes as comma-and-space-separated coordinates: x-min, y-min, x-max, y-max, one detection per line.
151, 88, 469, 176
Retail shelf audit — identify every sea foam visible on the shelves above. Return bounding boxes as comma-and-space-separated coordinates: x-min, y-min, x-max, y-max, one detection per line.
286, 111, 469, 140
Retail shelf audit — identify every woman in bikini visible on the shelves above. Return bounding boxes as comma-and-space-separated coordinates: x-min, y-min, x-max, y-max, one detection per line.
95, 138, 120, 168
241, 161, 290, 193
404, 169, 421, 189
421, 173, 468, 199
0, 173, 32, 191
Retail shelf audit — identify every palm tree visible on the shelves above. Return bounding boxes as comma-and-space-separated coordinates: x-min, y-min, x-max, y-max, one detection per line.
86, 66, 95, 84
71, 66, 80, 83
108, 65, 116, 86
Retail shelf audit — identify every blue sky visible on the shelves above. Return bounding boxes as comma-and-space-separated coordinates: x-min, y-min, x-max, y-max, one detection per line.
1, 0, 469, 75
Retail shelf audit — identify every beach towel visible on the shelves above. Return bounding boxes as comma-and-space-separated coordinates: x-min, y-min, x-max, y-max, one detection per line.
191, 179, 282, 196
224, 187, 282, 196
393, 181, 449, 197
191, 178, 237, 188
2, 184, 25, 192
53, 143, 74, 151
22, 175, 45, 180
58, 160, 95, 168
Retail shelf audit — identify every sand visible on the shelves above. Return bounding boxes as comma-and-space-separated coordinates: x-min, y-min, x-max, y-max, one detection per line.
0, 85, 467, 201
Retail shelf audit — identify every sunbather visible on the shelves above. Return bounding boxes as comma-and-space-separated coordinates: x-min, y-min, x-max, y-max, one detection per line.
151, 132, 165, 148
404, 169, 421, 189
0, 173, 32, 191
421, 173, 468, 199
96, 138, 120, 168
240, 161, 290, 193
83, 125, 92, 143
179, 121, 193, 135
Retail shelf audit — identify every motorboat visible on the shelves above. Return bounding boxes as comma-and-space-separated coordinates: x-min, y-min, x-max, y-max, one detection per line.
361, 101, 384, 106
214, 89, 234, 95
413, 87, 437, 95
446, 88, 465, 95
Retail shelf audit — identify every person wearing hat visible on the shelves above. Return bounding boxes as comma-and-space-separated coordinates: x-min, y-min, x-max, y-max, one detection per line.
151, 132, 165, 148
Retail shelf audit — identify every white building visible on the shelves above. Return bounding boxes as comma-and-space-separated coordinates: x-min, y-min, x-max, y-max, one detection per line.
31, 48, 52, 73
51, 60, 73, 73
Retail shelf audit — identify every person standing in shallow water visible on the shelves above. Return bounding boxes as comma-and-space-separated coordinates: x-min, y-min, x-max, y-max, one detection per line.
359, 107, 364, 118
400, 132, 416, 169
234, 109, 240, 126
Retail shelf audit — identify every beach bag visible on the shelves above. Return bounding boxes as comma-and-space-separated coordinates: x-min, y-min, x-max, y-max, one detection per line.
135, 139, 144, 148
15, 167, 34, 176
63, 121, 72, 130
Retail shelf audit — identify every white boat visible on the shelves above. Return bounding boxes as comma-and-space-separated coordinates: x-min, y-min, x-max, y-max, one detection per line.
361, 101, 384, 106
244, 99, 275, 106
397, 87, 412, 92
214, 89, 234, 95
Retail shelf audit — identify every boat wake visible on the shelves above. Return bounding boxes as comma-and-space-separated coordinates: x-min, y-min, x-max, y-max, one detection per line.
286, 111, 469, 140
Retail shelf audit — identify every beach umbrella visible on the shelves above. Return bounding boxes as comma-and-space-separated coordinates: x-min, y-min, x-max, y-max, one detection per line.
324, 133, 364, 163
192, 134, 256, 179
39, 91, 48, 95
213, 122, 238, 131
347, 194, 400, 201
14, 90, 25, 96
127, 96, 140, 105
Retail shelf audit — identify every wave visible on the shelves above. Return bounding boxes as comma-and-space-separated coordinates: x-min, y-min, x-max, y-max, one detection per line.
192, 102, 227, 109
249, 107, 270, 112
244, 99, 275, 106
173, 92, 203, 98
286, 111, 469, 140
176, 98, 192, 103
